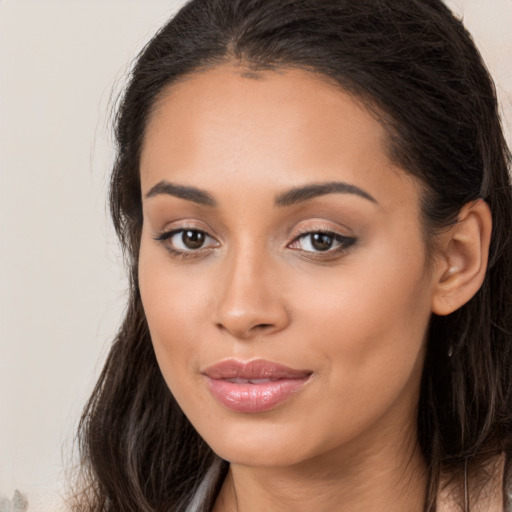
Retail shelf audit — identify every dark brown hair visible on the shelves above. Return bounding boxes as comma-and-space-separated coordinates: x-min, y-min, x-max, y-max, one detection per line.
73, 1, 512, 510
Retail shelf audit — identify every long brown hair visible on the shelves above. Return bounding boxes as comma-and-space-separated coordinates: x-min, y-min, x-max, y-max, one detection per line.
73, 1, 512, 510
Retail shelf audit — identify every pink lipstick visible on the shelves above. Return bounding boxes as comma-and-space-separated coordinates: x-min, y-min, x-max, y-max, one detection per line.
202, 359, 312, 413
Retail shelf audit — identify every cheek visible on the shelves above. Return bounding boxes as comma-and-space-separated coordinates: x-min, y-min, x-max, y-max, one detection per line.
139, 225, 211, 322
302, 240, 431, 365
290, 242, 432, 429
138, 238, 206, 381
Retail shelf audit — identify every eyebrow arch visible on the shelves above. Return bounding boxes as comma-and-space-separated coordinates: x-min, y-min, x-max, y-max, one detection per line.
275, 181, 377, 207
145, 181, 217, 207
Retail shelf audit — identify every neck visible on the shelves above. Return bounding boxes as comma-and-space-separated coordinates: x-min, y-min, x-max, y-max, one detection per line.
214, 422, 427, 512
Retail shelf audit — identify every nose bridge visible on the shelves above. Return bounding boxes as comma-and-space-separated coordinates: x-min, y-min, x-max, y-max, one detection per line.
215, 237, 289, 339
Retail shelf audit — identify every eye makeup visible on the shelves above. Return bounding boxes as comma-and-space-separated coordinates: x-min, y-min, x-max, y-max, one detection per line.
153, 225, 357, 262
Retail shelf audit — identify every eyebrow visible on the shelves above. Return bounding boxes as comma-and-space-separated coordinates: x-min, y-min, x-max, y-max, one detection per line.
145, 181, 217, 207
274, 181, 377, 207
144, 179, 377, 208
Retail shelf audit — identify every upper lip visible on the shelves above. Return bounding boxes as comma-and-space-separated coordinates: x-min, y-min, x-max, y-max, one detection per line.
202, 358, 312, 380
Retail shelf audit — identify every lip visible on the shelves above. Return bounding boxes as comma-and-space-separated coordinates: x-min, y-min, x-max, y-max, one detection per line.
202, 359, 312, 413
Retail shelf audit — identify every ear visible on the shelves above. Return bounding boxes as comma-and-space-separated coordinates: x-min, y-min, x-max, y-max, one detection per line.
431, 199, 492, 316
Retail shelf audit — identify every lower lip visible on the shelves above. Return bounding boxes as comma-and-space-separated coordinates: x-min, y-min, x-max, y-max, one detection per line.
205, 377, 310, 413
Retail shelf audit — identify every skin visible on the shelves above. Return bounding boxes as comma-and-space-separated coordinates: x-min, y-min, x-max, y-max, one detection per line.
138, 65, 490, 511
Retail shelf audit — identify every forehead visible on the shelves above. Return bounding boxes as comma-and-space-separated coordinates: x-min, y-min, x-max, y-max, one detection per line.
140, 64, 417, 208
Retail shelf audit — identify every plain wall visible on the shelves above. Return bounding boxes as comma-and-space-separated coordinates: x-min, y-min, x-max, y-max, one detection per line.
0, 1, 510, 510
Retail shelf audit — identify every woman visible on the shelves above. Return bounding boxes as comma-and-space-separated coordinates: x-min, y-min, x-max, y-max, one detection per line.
73, 0, 512, 510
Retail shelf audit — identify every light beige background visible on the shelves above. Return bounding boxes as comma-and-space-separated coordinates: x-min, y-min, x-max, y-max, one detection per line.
0, 1, 511, 510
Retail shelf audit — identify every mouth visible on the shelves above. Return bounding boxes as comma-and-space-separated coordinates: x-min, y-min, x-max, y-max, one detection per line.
202, 359, 313, 413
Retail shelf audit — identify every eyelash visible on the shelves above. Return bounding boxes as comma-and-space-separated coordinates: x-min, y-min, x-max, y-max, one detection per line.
153, 227, 357, 260
153, 228, 218, 260
289, 229, 357, 258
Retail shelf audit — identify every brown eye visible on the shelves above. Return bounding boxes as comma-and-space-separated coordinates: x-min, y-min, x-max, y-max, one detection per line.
155, 228, 218, 255
289, 231, 357, 254
310, 233, 334, 251
181, 230, 206, 249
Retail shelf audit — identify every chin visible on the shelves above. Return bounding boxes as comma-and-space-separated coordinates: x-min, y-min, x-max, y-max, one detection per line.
213, 441, 306, 467
194, 416, 320, 468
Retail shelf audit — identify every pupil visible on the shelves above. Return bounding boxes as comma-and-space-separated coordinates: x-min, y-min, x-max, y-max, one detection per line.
311, 233, 333, 251
183, 230, 204, 249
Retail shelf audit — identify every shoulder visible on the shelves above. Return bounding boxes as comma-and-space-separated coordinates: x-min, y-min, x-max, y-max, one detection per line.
185, 457, 228, 512
438, 453, 510, 512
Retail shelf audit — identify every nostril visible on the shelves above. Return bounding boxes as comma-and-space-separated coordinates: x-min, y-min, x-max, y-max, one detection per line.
255, 323, 273, 330
215, 321, 277, 339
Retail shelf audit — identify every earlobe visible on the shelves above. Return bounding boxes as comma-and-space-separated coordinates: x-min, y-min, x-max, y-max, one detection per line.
431, 199, 492, 316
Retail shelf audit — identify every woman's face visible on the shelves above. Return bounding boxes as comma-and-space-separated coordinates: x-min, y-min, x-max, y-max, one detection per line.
138, 65, 438, 468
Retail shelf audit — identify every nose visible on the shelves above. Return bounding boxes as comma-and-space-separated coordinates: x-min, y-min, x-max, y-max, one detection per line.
214, 247, 290, 340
